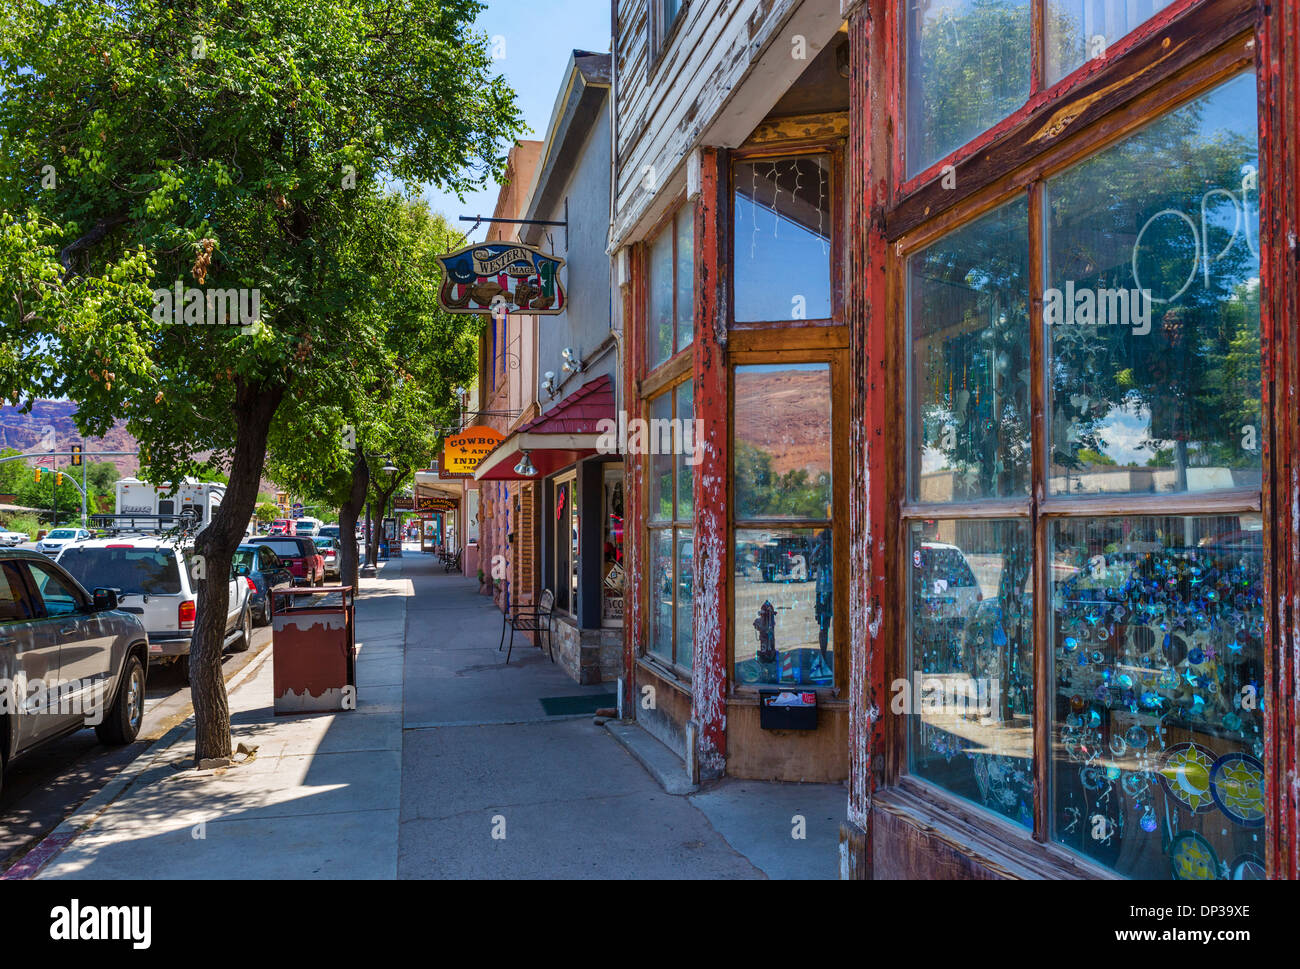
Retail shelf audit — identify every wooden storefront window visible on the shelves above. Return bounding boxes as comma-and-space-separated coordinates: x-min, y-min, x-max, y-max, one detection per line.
890, 40, 1266, 879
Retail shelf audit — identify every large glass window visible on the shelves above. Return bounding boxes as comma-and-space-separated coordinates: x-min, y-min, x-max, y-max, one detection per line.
554, 475, 577, 616
907, 519, 1034, 828
602, 468, 625, 624
648, 205, 695, 370
901, 72, 1263, 879
733, 156, 832, 323
1045, 72, 1260, 497
908, 197, 1032, 502
906, 0, 1032, 176
646, 379, 694, 669
1046, 1, 1177, 85
732, 363, 835, 688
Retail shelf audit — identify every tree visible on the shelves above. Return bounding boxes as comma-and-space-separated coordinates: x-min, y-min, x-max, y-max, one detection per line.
0, 0, 522, 760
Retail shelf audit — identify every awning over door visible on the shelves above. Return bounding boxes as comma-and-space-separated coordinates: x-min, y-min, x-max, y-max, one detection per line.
474, 374, 614, 481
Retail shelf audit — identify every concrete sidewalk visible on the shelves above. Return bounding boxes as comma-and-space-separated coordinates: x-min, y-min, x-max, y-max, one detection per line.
33, 548, 844, 879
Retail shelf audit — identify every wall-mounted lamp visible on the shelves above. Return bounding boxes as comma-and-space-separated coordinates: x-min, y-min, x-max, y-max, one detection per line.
513, 451, 537, 477
542, 371, 557, 397
561, 347, 585, 374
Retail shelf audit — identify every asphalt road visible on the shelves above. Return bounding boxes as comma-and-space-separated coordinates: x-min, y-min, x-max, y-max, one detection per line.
0, 623, 274, 872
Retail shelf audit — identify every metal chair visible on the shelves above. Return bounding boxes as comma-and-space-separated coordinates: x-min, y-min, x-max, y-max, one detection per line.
500, 589, 555, 664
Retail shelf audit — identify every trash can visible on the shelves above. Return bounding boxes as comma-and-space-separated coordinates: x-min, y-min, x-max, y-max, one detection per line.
271, 586, 356, 715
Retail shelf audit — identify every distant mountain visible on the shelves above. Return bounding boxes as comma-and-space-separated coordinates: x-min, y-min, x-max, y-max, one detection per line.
1, 400, 281, 497
0, 400, 139, 476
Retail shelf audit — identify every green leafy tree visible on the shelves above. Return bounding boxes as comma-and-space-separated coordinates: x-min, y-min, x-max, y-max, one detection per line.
0, 0, 522, 759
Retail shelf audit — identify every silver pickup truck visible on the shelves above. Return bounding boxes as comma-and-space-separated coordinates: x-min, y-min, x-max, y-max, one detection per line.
0, 549, 149, 798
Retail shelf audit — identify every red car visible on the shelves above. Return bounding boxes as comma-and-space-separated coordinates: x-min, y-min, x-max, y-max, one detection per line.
251, 536, 325, 586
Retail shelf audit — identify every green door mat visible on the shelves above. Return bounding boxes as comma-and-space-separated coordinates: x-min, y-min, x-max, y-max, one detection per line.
539, 693, 618, 717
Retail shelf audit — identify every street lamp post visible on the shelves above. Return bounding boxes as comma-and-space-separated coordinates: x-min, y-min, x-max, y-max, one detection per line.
360, 453, 399, 577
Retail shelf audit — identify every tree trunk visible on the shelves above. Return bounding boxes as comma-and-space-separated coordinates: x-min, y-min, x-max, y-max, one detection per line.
368, 474, 406, 565
191, 381, 284, 762
338, 451, 369, 590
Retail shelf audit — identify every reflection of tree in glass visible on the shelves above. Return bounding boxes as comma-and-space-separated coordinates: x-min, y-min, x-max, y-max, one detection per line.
1046, 80, 1260, 486
733, 441, 829, 519
914, 200, 1032, 498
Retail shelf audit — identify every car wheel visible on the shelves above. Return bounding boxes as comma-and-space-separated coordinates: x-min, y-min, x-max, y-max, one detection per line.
261, 598, 273, 626
231, 605, 252, 653
95, 654, 145, 745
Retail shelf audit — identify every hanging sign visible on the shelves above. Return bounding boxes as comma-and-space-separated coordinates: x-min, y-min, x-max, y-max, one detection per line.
436, 243, 566, 315
416, 494, 456, 511
441, 427, 506, 478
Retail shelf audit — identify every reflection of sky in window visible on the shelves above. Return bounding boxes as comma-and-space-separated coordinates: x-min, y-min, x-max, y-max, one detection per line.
733, 195, 831, 322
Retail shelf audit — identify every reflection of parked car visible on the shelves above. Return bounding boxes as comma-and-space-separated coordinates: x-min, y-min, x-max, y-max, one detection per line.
916, 542, 982, 620
233, 544, 294, 626
735, 647, 833, 687
0, 549, 150, 797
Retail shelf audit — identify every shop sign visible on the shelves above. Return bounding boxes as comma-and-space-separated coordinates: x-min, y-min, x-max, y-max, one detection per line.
392, 496, 415, 511
436, 243, 566, 315
441, 427, 505, 478
417, 495, 455, 511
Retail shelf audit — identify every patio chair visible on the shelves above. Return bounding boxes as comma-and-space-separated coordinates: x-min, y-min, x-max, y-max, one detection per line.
500, 589, 555, 665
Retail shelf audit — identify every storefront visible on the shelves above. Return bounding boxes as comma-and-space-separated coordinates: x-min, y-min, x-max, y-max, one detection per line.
612, 0, 1299, 878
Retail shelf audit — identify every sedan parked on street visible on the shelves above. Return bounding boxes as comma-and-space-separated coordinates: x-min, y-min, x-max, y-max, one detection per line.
0, 549, 150, 797
34, 527, 92, 558
0, 530, 29, 548
313, 536, 341, 581
232, 543, 294, 625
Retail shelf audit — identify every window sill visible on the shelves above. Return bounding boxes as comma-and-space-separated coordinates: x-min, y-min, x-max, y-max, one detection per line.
636, 654, 692, 694
875, 777, 1119, 880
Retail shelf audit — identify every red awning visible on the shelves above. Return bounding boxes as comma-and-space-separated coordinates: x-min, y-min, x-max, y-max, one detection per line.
475, 374, 615, 481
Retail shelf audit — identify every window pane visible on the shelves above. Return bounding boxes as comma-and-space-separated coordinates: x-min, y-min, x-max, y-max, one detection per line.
1045, 73, 1260, 497
555, 480, 572, 614
1050, 515, 1265, 879
906, 0, 1032, 176
734, 527, 834, 687
676, 527, 694, 669
648, 391, 673, 522
1046, 1, 1176, 85
733, 157, 832, 322
909, 196, 1031, 502
734, 364, 832, 519
603, 475, 625, 622
648, 225, 674, 369
568, 482, 580, 613
648, 528, 673, 662
907, 520, 1034, 828
676, 379, 694, 521
675, 205, 695, 350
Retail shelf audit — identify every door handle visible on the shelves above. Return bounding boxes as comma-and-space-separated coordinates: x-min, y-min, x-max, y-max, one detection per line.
59, 624, 78, 637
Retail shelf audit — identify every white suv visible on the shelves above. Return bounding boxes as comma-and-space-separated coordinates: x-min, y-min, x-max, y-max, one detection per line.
35, 527, 91, 557
56, 536, 252, 682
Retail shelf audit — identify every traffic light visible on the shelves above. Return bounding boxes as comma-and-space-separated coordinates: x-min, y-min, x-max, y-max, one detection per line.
56, 472, 64, 486
34, 467, 42, 484
70, 444, 82, 467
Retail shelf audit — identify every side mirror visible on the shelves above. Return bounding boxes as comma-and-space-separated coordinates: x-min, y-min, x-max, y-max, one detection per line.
233, 563, 251, 577
93, 588, 120, 612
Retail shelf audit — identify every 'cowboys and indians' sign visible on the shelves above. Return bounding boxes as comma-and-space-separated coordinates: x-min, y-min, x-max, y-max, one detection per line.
436, 243, 566, 315
441, 427, 506, 478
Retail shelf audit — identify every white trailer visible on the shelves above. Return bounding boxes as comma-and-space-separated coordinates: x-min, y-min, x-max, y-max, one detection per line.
113, 477, 226, 528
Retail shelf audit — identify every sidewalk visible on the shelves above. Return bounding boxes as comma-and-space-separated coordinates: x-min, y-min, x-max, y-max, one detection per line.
32, 548, 844, 879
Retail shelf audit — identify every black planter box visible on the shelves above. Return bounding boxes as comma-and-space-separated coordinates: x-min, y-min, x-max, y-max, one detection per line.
758, 689, 818, 730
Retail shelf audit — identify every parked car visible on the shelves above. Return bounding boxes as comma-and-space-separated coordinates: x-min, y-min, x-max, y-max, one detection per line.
55, 536, 252, 682
232, 544, 294, 625
268, 518, 299, 536
248, 536, 325, 586
0, 549, 150, 796
34, 527, 92, 557
0, 529, 29, 548
317, 524, 340, 540
295, 517, 322, 538
313, 536, 341, 581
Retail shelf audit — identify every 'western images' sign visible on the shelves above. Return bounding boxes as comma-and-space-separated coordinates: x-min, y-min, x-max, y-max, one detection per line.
441, 427, 506, 478
436, 243, 566, 315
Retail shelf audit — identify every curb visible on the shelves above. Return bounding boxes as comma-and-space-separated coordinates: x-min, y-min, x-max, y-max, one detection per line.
2, 638, 276, 880
604, 720, 698, 796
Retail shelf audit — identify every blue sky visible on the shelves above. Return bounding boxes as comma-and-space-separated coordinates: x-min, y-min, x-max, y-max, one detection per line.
419, 0, 611, 243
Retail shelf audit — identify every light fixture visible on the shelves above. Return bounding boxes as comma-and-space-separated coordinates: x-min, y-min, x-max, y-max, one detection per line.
560, 347, 584, 374
543, 371, 557, 397
513, 451, 537, 477
381, 455, 398, 474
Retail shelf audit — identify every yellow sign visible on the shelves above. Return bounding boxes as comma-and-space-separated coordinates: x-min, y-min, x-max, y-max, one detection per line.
442, 427, 505, 478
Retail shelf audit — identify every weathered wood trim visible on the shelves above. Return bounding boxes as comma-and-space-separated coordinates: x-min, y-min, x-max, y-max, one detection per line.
1257, 0, 1300, 882
741, 111, 851, 147
622, 242, 647, 718
691, 146, 730, 778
